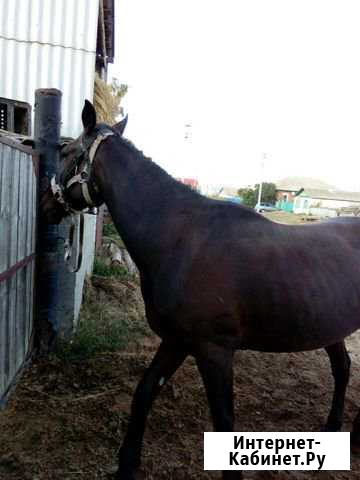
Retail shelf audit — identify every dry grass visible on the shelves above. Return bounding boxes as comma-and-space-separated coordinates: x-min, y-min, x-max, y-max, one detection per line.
94, 75, 127, 125
55, 266, 150, 361
264, 210, 310, 225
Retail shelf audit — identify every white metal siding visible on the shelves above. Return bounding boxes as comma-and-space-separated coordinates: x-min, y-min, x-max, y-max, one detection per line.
0, 0, 100, 331
0, 0, 100, 137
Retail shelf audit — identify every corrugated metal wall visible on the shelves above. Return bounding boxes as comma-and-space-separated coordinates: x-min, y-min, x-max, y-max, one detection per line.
0, 0, 101, 334
0, 137, 38, 403
0, 0, 100, 136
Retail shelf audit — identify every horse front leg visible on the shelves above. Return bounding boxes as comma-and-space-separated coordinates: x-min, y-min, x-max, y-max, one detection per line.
116, 340, 187, 480
195, 342, 242, 480
324, 341, 350, 431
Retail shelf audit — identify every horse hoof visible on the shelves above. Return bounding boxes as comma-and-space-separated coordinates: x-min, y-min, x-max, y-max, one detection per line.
351, 433, 360, 455
322, 419, 342, 432
223, 471, 243, 479
107, 466, 134, 480
351, 445, 360, 455
322, 425, 341, 432
112, 473, 134, 480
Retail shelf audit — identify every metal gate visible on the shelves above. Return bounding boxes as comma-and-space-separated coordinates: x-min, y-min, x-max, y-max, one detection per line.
0, 135, 38, 404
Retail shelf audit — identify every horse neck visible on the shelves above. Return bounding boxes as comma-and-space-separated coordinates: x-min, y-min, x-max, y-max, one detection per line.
95, 139, 198, 267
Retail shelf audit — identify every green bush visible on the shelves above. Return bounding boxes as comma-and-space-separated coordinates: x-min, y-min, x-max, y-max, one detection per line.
103, 222, 118, 237
55, 314, 128, 361
93, 257, 127, 278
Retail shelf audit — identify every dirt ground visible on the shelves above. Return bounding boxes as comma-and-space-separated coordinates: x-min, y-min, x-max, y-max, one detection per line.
1, 212, 360, 480
1, 308, 360, 479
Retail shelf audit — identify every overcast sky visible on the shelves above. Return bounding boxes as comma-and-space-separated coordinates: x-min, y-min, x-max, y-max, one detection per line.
109, 0, 360, 191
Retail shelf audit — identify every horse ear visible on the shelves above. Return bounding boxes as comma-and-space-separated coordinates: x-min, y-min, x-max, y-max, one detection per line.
82, 100, 96, 134
113, 114, 128, 136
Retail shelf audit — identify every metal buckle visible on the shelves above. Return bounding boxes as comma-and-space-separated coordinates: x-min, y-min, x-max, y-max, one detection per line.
50, 176, 65, 204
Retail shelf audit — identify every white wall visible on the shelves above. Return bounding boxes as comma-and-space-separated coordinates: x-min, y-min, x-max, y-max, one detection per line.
0, 0, 100, 334
293, 196, 360, 217
0, 0, 99, 137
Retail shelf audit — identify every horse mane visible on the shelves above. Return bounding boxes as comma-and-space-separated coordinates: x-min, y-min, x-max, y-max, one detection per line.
115, 135, 261, 220
118, 136, 205, 200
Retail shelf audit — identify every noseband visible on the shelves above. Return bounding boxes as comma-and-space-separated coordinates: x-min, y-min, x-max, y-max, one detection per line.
50, 126, 115, 273
51, 126, 115, 214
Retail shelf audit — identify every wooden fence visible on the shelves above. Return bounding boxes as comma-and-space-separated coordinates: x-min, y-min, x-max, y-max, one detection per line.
0, 135, 38, 404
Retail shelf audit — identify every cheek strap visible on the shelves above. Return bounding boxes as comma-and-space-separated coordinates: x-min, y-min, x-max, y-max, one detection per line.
52, 130, 115, 213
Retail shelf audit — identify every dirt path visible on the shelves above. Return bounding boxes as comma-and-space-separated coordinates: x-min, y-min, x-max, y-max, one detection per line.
1, 328, 360, 480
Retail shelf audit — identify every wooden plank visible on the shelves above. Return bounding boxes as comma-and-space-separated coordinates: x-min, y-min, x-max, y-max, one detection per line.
0, 144, 9, 397
0, 144, 11, 274
16, 154, 27, 366
0, 282, 7, 395
0, 135, 35, 155
0, 254, 36, 283
8, 148, 19, 381
24, 156, 33, 354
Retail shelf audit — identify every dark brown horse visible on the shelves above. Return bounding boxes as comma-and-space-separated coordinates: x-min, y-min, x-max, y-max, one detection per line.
41, 100, 360, 479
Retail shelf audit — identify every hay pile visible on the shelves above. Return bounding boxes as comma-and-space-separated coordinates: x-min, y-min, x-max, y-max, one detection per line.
88, 274, 145, 328
94, 74, 128, 125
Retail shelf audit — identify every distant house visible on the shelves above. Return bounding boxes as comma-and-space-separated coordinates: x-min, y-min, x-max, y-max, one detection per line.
177, 177, 199, 191
293, 189, 360, 217
276, 177, 336, 212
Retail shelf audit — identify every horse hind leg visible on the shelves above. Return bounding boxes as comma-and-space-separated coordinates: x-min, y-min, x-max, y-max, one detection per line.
195, 342, 242, 480
351, 364, 360, 451
324, 341, 351, 432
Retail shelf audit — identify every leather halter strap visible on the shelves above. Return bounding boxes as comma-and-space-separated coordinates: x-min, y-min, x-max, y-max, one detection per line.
88, 131, 114, 164
81, 130, 114, 207
52, 129, 114, 214
64, 213, 85, 273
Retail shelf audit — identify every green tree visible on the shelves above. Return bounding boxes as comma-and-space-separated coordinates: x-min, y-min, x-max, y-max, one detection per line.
238, 182, 277, 208
237, 187, 257, 207
256, 182, 277, 204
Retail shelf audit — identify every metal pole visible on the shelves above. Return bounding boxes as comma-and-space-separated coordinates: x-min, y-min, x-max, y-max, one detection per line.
34, 88, 62, 353
257, 153, 265, 207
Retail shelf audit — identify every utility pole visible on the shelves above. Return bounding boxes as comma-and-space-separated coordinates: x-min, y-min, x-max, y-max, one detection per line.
34, 88, 62, 353
257, 153, 266, 207
184, 122, 192, 176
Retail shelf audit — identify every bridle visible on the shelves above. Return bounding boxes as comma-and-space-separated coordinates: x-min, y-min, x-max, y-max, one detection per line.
51, 125, 115, 214
50, 125, 115, 272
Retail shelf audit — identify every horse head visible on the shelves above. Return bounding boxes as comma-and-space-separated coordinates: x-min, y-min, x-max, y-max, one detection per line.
40, 100, 127, 224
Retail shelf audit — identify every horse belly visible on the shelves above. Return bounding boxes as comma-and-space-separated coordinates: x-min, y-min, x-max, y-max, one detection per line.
146, 241, 360, 353
239, 278, 360, 353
